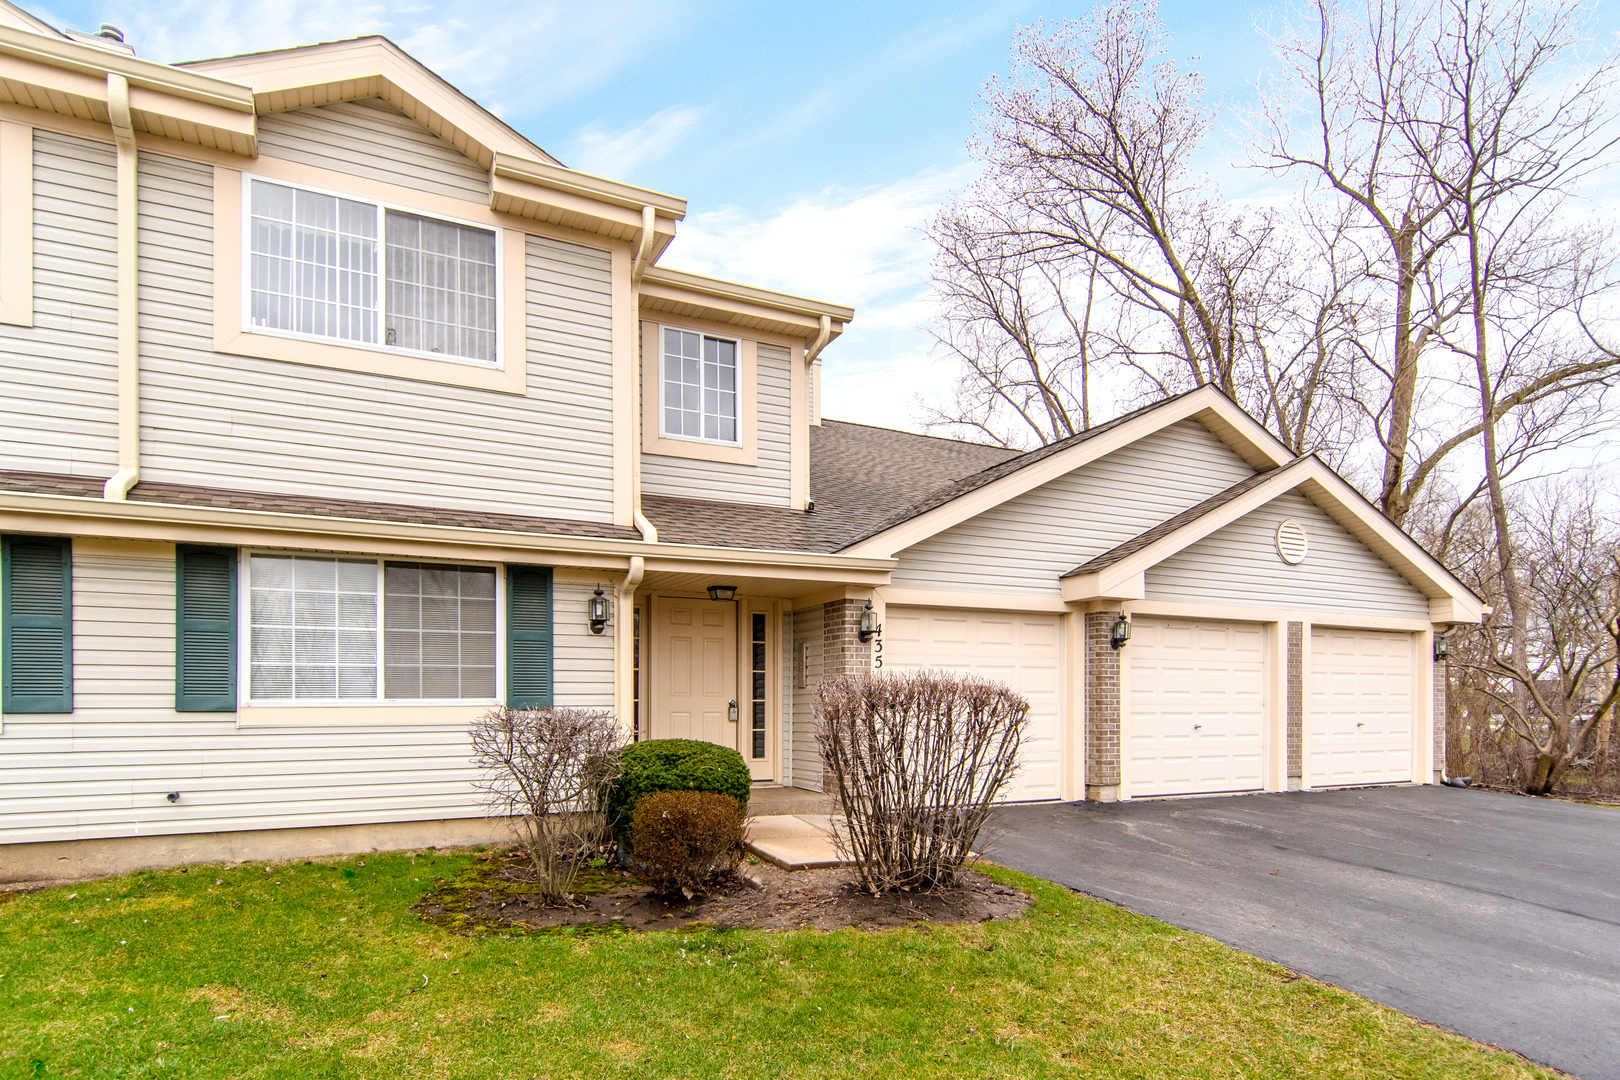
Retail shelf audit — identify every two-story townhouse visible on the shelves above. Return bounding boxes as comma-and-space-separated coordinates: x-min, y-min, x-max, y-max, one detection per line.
0, 4, 1481, 882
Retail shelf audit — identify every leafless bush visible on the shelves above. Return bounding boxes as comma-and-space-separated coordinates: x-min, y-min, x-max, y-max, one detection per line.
816, 670, 1029, 893
630, 790, 747, 896
469, 706, 623, 903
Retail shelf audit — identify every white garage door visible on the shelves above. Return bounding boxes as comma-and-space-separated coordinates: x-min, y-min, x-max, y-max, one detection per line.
883, 607, 1061, 801
1309, 627, 1415, 786
1130, 618, 1265, 798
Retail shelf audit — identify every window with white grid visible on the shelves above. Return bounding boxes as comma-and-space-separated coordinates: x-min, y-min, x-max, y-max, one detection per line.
384, 212, 497, 362
245, 177, 498, 365
249, 555, 379, 700
662, 328, 738, 444
247, 555, 499, 704
383, 563, 497, 700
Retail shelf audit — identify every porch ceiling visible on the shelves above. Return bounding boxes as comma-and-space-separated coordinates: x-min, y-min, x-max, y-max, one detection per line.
636, 568, 871, 602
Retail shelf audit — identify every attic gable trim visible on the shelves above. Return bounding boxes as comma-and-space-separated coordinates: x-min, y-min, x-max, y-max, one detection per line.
839, 386, 1288, 559
178, 37, 553, 169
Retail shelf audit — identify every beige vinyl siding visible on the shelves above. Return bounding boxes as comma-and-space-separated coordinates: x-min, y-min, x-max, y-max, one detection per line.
641, 341, 794, 507
0, 546, 488, 846
255, 99, 489, 203
780, 610, 793, 784
0, 130, 118, 477
789, 605, 824, 790
134, 153, 616, 522
553, 578, 616, 709
891, 420, 1256, 594
1147, 492, 1432, 619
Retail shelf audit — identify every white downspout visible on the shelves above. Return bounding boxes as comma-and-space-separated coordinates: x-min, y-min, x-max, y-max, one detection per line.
103, 73, 140, 500
617, 554, 646, 740
631, 204, 656, 283
805, 314, 831, 364
633, 507, 657, 544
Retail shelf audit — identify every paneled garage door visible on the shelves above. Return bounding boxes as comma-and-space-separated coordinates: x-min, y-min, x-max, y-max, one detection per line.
883, 607, 1062, 801
1129, 618, 1265, 798
1309, 627, 1415, 786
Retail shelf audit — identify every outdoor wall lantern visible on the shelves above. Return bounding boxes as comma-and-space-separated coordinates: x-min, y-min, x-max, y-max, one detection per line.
1434, 633, 1451, 662
857, 600, 880, 644
1110, 613, 1132, 649
587, 586, 612, 635
707, 584, 738, 602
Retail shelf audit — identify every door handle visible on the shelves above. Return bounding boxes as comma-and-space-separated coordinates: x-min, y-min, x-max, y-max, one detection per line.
728, 700, 738, 723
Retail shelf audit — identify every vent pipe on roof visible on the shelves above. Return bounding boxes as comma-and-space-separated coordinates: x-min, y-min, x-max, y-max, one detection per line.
98, 24, 125, 42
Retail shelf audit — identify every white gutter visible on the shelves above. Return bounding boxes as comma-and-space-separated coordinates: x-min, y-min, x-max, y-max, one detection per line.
103, 73, 139, 501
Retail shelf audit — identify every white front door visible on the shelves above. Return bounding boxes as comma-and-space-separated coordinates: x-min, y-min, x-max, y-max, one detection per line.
1129, 618, 1266, 797
1309, 627, 1414, 786
883, 606, 1062, 801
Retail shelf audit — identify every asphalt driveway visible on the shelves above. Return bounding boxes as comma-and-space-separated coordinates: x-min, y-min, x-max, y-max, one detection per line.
992, 786, 1620, 1080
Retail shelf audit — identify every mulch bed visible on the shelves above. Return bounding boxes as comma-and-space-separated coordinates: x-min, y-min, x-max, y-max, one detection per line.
1468, 782, 1620, 807
413, 848, 1030, 934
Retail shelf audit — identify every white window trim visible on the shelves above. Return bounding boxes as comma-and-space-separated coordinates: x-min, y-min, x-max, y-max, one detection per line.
235, 549, 506, 710
239, 172, 504, 371
657, 325, 744, 448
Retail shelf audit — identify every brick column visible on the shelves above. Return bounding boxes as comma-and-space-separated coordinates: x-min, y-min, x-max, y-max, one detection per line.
1084, 612, 1121, 801
1286, 621, 1303, 790
1434, 657, 1448, 784
821, 598, 871, 679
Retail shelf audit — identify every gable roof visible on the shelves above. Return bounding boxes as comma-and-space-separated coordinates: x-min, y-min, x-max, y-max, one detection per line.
837, 385, 1293, 558
1057, 454, 1484, 621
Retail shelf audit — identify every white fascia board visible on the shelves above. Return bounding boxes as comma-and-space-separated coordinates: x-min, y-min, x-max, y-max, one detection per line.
1060, 570, 1145, 602
845, 387, 1286, 560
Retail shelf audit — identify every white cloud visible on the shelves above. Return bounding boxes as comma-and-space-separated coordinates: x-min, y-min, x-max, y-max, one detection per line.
568, 106, 705, 180
665, 164, 976, 430
62, 0, 691, 123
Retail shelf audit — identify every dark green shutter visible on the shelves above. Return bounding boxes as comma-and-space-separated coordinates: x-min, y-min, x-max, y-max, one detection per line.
2, 535, 73, 714
506, 566, 553, 709
176, 546, 237, 712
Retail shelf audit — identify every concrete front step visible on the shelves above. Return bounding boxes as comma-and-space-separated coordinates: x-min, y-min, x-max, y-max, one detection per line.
745, 814, 850, 870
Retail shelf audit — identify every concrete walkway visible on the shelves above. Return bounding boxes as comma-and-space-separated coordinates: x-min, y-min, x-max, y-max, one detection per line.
992, 786, 1620, 1080
745, 814, 848, 870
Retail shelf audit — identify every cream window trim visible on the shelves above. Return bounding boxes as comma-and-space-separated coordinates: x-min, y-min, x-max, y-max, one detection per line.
0, 121, 32, 327
235, 703, 490, 728
639, 318, 758, 466
213, 161, 528, 395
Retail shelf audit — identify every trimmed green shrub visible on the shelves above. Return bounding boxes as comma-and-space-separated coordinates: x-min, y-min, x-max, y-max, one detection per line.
631, 790, 746, 895
606, 738, 751, 842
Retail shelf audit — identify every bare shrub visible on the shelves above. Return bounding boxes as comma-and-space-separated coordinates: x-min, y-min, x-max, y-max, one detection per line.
630, 790, 746, 896
816, 670, 1029, 893
469, 706, 623, 903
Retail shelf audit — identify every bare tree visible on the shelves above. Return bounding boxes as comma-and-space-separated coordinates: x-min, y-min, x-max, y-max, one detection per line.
1440, 479, 1620, 794
926, 1, 1374, 460
469, 706, 623, 902
1256, 0, 1620, 526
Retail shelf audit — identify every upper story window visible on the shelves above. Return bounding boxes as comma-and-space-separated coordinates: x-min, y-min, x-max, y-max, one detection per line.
247, 177, 498, 365
661, 327, 738, 444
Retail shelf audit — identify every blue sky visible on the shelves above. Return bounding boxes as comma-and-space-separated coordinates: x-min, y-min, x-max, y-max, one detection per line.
27, 0, 1620, 437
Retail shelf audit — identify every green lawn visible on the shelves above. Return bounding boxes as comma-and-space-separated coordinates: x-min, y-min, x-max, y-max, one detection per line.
0, 849, 1550, 1079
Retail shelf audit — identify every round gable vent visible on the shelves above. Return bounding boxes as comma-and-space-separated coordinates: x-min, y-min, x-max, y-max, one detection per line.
1275, 519, 1309, 565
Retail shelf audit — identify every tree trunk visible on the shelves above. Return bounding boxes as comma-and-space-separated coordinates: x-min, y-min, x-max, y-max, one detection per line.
1380, 218, 1421, 526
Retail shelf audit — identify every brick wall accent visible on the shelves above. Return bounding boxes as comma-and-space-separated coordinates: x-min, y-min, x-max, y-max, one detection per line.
1287, 621, 1303, 787
1434, 657, 1448, 782
821, 599, 871, 680
1085, 612, 1121, 800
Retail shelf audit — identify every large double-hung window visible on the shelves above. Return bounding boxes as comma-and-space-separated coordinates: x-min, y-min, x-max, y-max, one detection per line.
246, 554, 497, 704
247, 177, 498, 364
